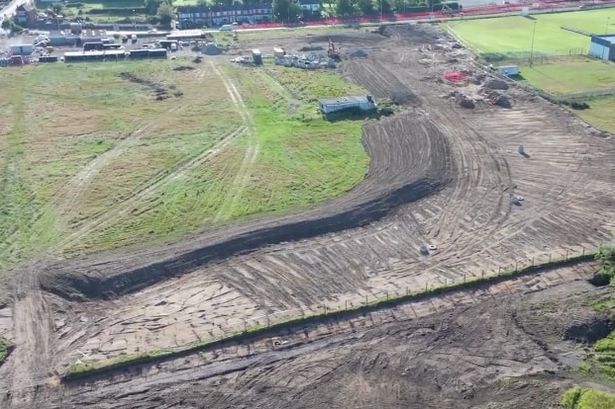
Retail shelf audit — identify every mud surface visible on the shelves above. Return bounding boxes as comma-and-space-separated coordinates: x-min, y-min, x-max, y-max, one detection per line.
6, 263, 612, 408
1, 23, 615, 406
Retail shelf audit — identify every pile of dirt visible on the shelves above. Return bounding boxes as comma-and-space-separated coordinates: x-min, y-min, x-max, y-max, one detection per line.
456, 93, 475, 109
119, 72, 173, 101
484, 78, 509, 90
481, 88, 512, 108
349, 48, 368, 58
202, 43, 222, 55
564, 318, 615, 343
375, 25, 391, 37
299, 45, 324, 52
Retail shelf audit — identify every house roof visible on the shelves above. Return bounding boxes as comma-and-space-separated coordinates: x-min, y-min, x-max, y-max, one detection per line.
299, 0, 320, 4
592, 34, 615, 46
16, 4, 34, 12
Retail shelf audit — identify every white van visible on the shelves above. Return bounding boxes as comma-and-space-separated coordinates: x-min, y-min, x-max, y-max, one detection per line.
219, 24, 234, 32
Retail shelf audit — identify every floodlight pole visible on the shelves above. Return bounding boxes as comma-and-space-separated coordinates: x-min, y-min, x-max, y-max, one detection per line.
529, 21, 537, 67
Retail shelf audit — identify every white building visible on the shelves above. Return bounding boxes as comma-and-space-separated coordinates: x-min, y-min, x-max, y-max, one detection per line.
318, 95, 377, 114
589, 35, 615, 61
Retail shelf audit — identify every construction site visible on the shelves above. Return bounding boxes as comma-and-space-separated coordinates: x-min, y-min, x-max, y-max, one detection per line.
1, 21, 615, 409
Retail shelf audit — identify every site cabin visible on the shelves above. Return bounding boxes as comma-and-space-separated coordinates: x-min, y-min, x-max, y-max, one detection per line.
252, 49, 262, 65
496, 65, 519, 77
9, 44, 33, 56
318, 95, 377, 114
590, 35, 615, 61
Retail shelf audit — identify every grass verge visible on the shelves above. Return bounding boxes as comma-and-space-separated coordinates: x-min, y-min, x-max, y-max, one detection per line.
0, 336, 12, 365
561, 387, 615, 409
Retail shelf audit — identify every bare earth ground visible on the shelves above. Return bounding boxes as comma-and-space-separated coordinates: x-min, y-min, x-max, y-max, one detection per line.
6, 261, 614, 408
0, 24, 614, 406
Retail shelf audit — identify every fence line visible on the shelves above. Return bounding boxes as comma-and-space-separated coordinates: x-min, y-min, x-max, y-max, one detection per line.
64, 244, 601, 379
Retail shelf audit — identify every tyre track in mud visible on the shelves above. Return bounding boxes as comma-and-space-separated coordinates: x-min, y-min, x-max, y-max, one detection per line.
210, 61, 260, 223
57, 125, 248, 250
41, 108, 451, 300
10, 25, 613, 380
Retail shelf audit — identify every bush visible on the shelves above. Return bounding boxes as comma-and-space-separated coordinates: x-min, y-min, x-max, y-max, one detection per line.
594, 245, 615, 284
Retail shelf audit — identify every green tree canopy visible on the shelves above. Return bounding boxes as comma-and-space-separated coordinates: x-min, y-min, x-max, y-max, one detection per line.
335, 0, 353, 16
273, 0, 301, 21
157, 2, 174, 28
357, 0, 375, 15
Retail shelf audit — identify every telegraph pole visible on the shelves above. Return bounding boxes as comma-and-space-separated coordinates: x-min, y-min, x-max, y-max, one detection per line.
529, 20, 537, 67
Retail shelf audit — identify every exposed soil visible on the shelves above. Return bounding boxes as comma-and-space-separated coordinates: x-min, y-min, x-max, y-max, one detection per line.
5, 263, 612, 408
119, 72, 175, 101
0, 23, 614, 407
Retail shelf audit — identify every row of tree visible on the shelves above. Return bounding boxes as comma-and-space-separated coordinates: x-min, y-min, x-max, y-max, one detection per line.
271, 0, 445, 21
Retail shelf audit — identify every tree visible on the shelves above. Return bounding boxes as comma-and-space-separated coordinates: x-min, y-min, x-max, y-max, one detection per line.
356, 0, 375, 15
393, 0, 407, 13
145, 0, 163, 14
52, 3, 64, 14
272, 0, 301, 21
376, 0, 391, 13
157, 2, 174, 28
335, 0, 353, 16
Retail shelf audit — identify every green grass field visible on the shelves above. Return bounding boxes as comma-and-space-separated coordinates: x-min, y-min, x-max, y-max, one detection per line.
446, 9, 615, 59
574, 95, 615, 134
0, 58, 368, 268
561, 387, 615, 409
518, 57, 615, 95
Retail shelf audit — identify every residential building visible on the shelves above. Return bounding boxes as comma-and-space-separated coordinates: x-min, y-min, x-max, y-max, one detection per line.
177, 3, 272, 28
299, 0, 320, 19
14, 4, 37, 26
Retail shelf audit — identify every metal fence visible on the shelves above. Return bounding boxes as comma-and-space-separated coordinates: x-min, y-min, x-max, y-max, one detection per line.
184, 245, 600, 349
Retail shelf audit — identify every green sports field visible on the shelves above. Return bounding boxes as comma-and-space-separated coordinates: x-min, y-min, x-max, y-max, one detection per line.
446, 9, 615, 58
518, 57, 615, 95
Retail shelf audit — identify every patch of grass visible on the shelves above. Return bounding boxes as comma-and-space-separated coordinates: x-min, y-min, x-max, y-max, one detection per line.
72, 63, 369, 251
517, 58, 615, 96
594, 330, 615, 382
446, 9, 615, 59
561, 387, 615, 409
0, 58, 369, 262
67, 348, 170, 375
0, 337, 10, 364
575, 95, 615, 134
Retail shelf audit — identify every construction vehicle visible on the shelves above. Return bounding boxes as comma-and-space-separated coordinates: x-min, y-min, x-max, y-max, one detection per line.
327, 39, 340, 61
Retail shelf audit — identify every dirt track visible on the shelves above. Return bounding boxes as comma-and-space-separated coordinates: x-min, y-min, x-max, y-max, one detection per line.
1, 24, 615, 405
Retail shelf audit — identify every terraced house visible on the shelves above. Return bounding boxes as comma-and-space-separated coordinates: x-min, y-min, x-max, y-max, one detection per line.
177, 3, 273, 28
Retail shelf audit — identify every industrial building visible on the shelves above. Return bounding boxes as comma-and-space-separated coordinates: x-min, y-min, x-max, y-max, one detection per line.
589, 35, 615, 61
64, 50, 127, 62
318, 95, 377, 114
9, 44, 34, 56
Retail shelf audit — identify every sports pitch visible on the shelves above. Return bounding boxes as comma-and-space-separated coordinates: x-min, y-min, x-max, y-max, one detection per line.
446, 9, 615, 57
